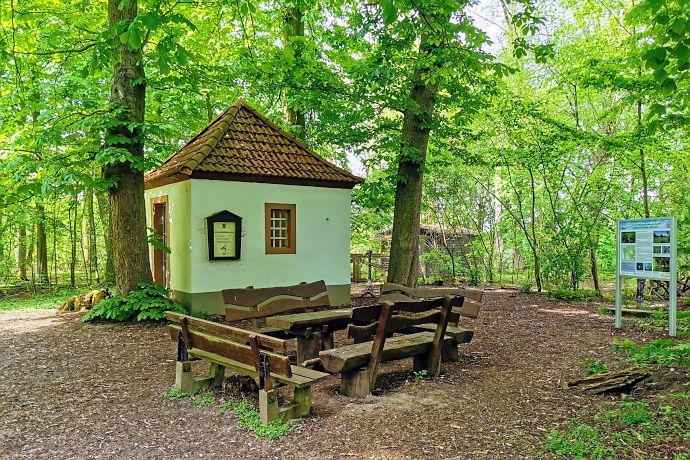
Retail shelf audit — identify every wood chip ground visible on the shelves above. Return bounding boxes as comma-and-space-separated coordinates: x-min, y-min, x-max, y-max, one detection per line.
0, 291, 665, 458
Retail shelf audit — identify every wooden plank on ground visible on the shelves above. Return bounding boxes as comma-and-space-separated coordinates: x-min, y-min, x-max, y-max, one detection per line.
319, 332, 454, 374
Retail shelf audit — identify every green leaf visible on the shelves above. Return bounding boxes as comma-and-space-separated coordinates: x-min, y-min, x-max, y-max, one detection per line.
119, 31, 129, 45
671, 18, 686, 34
675, 43, 690, 64
382, 0, 397, 25
654, 67, 668, 82
128, 22, 142, 50
661, 78, 677, 95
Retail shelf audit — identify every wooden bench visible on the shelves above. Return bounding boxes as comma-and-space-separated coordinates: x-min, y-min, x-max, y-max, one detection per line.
319, 295, 462, 397
380, 283, 482, 362
222, 280, 337, 364
166, 312, 328, 423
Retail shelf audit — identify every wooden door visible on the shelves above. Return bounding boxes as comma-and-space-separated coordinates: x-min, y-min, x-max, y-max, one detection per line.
152, 201, 168, 287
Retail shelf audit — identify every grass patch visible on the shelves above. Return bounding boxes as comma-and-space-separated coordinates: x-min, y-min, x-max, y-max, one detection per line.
161, 387, 190, 400
221, 400, 293, 441
613, 338, 690, 373
191, 391, 216, 408
0, 288, 83, 312
582, 358, 609, 375
543, 395, 690, 459
633, 310, 690, 338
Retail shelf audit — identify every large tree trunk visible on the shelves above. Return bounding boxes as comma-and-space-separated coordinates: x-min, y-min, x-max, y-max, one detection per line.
36, 202, 49, 284
17, 227, 28, 281
103, 0, 152, 295
284, 0, 306, 139
387, 33, 442, 287
590, 247, 600, 295
96, 190, 114, 285
69, 196, 77, 288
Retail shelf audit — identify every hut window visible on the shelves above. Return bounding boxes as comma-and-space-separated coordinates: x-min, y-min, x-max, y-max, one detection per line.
265, 203, 296, 254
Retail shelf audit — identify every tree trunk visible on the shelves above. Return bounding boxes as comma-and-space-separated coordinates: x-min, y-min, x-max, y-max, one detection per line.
103, 0, 152, 295
284, 0, 306, 139
84, 186, 99, 283
17, 227, 28, 281
36, 202, 49, 284
387, 31, 444, 287
590, 247, 600, 295
69, 196, 77, 288
96, 190, 115, 285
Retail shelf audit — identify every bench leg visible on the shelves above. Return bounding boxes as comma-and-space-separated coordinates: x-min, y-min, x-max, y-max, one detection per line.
175, 361, 195, 393
340, 368, 371, 398
259, 389, 280, 423
210, 363, 225, 388
293, 386, 312, 418
413, 355, 441, 376
297, 333, 323, 365
441, 342, 459, 363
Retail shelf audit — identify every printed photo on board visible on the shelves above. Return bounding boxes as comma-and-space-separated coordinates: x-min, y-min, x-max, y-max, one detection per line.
653, 257, 671, 273
621, 232, 636, 243
644, 263, 653, 271
654, 246, 662, 254
662, 246, 671, 254
623, 246, 636, 261
636, 263, 644, 270
653, 231, 670, 244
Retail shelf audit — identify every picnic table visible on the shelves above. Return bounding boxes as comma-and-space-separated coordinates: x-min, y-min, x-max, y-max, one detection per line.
265, 308, 352, 365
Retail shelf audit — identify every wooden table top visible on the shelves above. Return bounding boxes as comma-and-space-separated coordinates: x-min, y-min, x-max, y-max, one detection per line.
265, 309, 352, 332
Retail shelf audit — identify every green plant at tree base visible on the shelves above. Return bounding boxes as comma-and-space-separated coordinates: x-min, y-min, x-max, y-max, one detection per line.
82, 281, 186, 322
582, 358, 609, 375
220, 400, 293, 441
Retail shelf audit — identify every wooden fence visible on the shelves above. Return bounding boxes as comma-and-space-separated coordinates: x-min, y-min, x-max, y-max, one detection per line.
351, 253, 389, 283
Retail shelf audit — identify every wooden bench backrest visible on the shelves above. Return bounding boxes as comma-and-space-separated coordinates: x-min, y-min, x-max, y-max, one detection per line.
347, 296, 465, 341
166, 312, 292, 378
223, 280, 330, 321
380, 282, 482, 320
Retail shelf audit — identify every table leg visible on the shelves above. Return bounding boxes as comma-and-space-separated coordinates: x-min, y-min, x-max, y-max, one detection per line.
297, 333, 323, 365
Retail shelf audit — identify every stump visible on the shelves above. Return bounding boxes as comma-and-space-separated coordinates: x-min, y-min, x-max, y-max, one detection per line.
58, 288, 110, 313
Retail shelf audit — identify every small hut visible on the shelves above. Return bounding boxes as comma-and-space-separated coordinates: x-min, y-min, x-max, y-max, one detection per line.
144, 99, 362, 313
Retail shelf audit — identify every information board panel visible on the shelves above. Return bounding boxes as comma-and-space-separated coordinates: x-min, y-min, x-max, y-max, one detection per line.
619, 218, 673, 280
615, 217, 677, 337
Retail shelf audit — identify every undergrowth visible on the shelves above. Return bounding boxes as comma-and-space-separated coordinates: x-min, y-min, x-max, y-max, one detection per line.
633, 310, 690, 337
547, 288, 599, 302
582, 358, 608, 375
543, 396, 690, 459
0, 287, 83, 312
613, 338, 690, 373
82, 282, 185, 322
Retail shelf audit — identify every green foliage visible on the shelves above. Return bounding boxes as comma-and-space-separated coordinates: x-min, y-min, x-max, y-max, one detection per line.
582, 358, 609, 375
614, 338, 690, 372
405, 369, 428, 395
221, 400, 293, 441
632, 310, 690, 337
547, 288, 600, 302
0, 288, 83, 312
191, 391, 216, 408
188, 310, 209, 320
543, 396, 690, 458
161, 387, 189, 400
82, 282, 185, 322
519, 283, 533, 294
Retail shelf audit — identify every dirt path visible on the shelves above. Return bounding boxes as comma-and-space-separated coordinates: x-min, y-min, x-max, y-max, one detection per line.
0, 292, 643, 459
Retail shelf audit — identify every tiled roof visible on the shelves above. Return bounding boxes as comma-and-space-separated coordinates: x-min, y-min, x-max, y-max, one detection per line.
144, 100, 363, 189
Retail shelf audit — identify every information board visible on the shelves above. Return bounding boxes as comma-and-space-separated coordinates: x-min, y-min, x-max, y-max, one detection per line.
615, 217, 677, 336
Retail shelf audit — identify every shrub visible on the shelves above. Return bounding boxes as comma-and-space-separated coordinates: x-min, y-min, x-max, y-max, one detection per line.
519, 283, 532, 294
582, 358, 608, 375
613, 338, 690, 372
82, 282, 186, 322
547, 288, 599, 301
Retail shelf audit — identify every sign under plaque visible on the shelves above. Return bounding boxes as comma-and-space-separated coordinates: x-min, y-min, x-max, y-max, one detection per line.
206, 210, 242, 260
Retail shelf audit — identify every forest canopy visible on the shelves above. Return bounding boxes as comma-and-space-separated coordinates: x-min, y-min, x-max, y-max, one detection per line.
0, 0, 688, 294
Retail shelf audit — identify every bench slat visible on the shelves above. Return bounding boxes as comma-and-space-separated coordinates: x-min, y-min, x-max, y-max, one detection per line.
319, 331, 454, 374
222, 280, 328, 307
413, 324, 474, 344
168, 325, 292, 377
226, 296, 330, 321
381, 282, 483, 302
186, 348, 328, 388
166, 312, 288, 352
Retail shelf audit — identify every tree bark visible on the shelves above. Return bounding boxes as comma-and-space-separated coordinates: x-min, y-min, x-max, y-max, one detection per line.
69, 196, 77, 288
103, 0, 152, 294
36, 202, 49, 284
84, 185, 99, 283
17, 227, 28, 281
284, 0, 306, 139
387, 33, 442, 287
96, 190, 115, 285
590, 247, 600, 295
